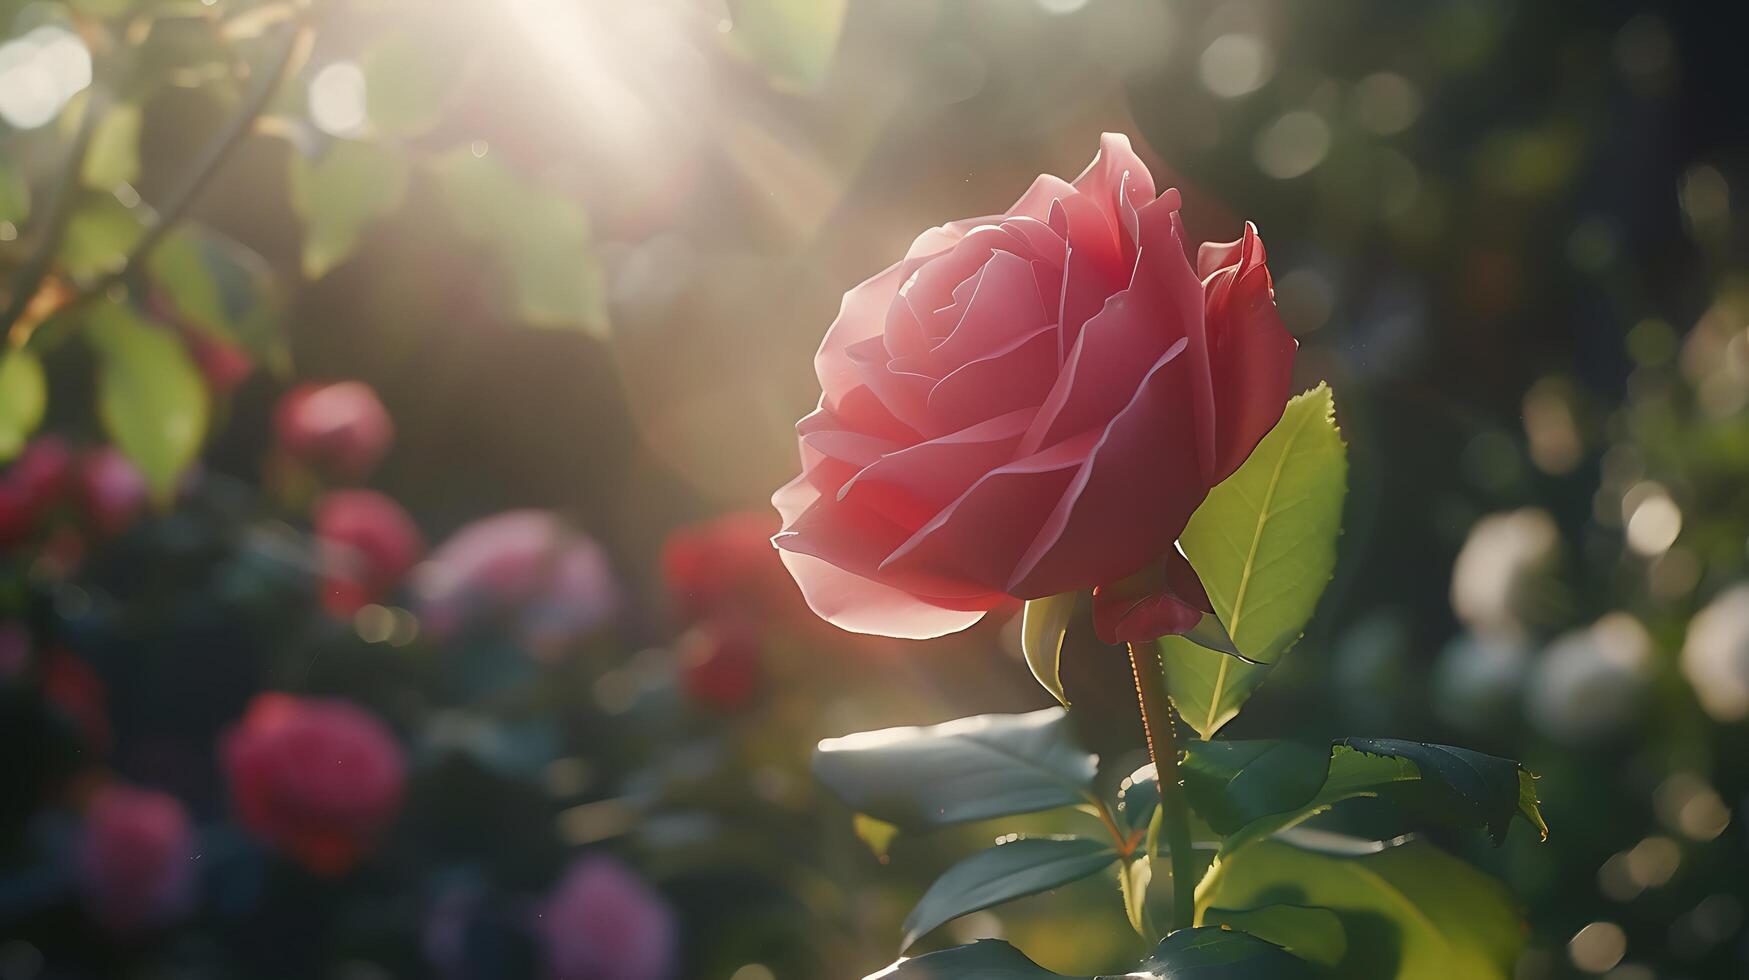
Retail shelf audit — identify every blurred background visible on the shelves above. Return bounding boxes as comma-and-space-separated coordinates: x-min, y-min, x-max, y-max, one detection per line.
0, 0, 1747, 977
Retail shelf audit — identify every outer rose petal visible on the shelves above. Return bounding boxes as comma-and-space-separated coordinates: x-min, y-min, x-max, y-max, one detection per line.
1202, 223, 1297, 481
776, 549, 985, 639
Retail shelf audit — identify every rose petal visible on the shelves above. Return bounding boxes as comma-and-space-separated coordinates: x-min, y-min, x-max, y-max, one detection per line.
775, 550, 987, 639
837, 408, 1033, 528
926, 326, 1059, 432
1202, 222, 1297, 481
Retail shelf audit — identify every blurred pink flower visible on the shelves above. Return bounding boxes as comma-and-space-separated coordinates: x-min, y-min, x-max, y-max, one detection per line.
0, 436, 71, 548
75, 447, 149, 537
540, 856, 677, 980
274, 381, 394, 481
314, 489, 424, 617
221, 693, 407, 876
415, 510, 619, 658
78, 784, 195, 932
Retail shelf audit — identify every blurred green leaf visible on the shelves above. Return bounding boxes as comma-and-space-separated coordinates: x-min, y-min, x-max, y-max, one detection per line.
0, 164, 30, 226
85, 300, 207, 503
1180, 740, 1331, 837
1021, 592, 1076, 707
1340, 739, 1548, 845
0, 348, 47, 461
867, 930, 1314, 979
729, 0, 847, 92
288, 139, 409, 278
81, 102, 142, 190
149, 224, 287, 370
1163, 384, 1347, 738
428, 148, 607, 333
60, 195, 147, 280
901, 837, 1116, 950
1202, 904, 1347, 969
853, 812, 899, 860
1199, 834, 1523, 979
67, 0, 133, 17
361, 34, 457, 138
812, 708, 1096, 829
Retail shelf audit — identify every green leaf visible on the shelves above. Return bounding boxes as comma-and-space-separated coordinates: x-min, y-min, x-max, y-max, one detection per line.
1119, 852, 1153, 938
1219, 747, 1419, 857
0, 163, 30, 226
1163, 384, 1347, 738
1180, 740, 1332, 836
360, 34, 457, 139
1203, 904, 1347, 969
288, 139, 409, 278
1021, 592, 1077, 707
1339, 739, 1547, 845
1198, 834, 1524, 979
148, 225, 286, 369
854, 812, 899, 860
865, 930, 1314, 979
0, 348, 47, 461
728, 0, 847, 92
428, 148, 608, 334
1118, 763, 1161, 833
901, 837, 1117, 950
60, 195, 147, 280
813, 708, 1097, 829
81, 103, 142, 190
85, 301, 207, 503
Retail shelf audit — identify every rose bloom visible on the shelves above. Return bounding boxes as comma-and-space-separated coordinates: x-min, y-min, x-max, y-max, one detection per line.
540, 856, 677, 980
221, 693, 407, 875
274, 380, 395, 481
75, 446, 149, 537
772, 134, 1294, 639
414, 510, 619, 658
78, 784, 196, 932
314, 489, 425, 617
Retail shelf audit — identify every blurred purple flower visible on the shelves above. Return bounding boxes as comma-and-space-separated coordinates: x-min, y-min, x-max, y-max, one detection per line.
415, 510, 619, 659
78, 784, 195, 932
540, 857, 676, 980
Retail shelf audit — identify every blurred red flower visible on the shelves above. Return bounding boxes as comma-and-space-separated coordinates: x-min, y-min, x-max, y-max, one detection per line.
221, 693, 406, 876
0, 437, 71, 548
771, 134, 1295, 640
273, 381, 394, 482
78, 784, 195, 932
42, 647, 112, 754
540, 856, 677, 980
314, 489, 424, 617
660, 511, 800, 628
184, 329, 254, 396
677, 622, 762, 712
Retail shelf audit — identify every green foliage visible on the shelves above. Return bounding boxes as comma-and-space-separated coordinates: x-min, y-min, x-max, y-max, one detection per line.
1199, 835, 1524, 979
1201, 904, 1347, 969
148, 225, 287, 372
428, 148, 608, 334
728, 0, 847, 92
0, 348, 47, 461
1179, 740, 1330, 837
85, 300, 207, 503
865, 930, 1316, 979
901, 837, 1117, 950
1021, 592, 1076, 707
1340, 739, 1548, 845
81, 103, 143, 191
0, 163, 30, 227
60, 195, 147, 281
361, 34, 458, 139
1162, 384, 1347, 738
812, 708, 1096, 829
289, 139, 410, 279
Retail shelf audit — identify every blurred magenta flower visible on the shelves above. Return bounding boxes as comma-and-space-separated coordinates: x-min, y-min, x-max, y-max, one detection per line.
661, 511, 801, 627
78, 784, 195, 932
677, 622, 762, 712
540, 856, 677, 980
314, 489, 424, 617
415, 510, 619, 659
771, 133, 1295, 640
221, 693, 406, 876
0, 436, 72, 547
273, 381, 394, 481
75, 447, 149, 537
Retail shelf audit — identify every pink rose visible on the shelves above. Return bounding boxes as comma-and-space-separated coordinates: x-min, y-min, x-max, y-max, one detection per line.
414, 510, 619, 658
540, 856, 677, 980
274, 381, 394, 481
772, 134, 1294, 639
75, 447, 149, 537
221, 693, 406, 875
313, 489, 424, 617
78, 784, 195, 932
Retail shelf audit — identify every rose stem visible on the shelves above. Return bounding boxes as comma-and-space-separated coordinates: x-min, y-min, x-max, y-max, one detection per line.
1127, 640, 1196, 933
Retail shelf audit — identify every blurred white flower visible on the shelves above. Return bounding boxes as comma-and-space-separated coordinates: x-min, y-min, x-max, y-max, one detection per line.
1526, 612, 1652, 743
1450, 508, 1561, 637
1682, 584, 1749, 721
1432, 632, 1529, 732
